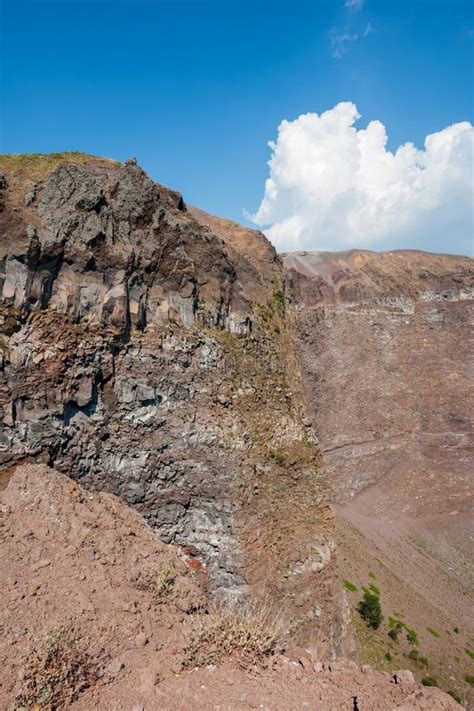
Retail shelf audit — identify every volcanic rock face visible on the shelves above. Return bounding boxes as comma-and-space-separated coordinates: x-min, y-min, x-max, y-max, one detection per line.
2, 156, 261, 333
0, 154, 336, 651
284, 249, 474, 696
283, 249, 473, 507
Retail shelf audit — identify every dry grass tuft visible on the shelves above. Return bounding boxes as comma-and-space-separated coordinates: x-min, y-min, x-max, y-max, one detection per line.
183, 600, 284, 669
12, 625, 98, 710
135, 565, 176, 604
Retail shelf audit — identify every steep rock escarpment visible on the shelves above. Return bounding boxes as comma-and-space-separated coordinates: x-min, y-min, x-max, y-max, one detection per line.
0, 154, 337, 651
284, 249, 474, 697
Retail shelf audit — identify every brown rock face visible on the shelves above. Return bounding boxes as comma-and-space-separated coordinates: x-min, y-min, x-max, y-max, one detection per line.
284, 249, 474, 698
0, 154, 336, 652
284, 249, 473, 506
0, 155, 272, 333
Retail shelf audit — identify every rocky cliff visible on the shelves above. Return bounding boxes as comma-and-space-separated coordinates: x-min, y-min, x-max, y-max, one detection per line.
284, 249, 474, 700
0, 154, 337, 652
284, 249, 473, 505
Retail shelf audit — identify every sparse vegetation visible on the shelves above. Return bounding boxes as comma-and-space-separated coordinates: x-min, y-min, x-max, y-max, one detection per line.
465, 674, 474, 687
135, 564, 175, 603
385, 651, 393, 662
427, 627, 441, 638
270, 450, 286, 467
183, 601, 284, 669
343, 580, 358, 593
406, 627, 419, 646
369, 584, 380, 596
368, 571, 376, 579
0, 152, 118, 183
155, 565, 175, 599
386, 617, 419, 646
388, 621, 403, 642
13, 625, 98, 710
421, 676, 438, 687
447, 690, 462, 704
358, 591, 382, 630
465, 648, 474, 660
408, 649, 428, 667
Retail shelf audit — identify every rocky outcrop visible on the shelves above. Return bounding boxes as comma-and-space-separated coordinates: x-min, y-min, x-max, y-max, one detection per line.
0, 154, 336, 652
1, 156, 273, 334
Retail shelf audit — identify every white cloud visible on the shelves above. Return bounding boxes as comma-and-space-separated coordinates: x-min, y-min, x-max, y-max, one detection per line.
345, 0, 364, 8
330, 23, 372, 58
330, 31, 360, 58
250, 103, 474, 255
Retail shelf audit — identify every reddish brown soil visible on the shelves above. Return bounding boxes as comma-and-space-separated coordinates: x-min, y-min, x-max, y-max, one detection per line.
0, 465, 462, 710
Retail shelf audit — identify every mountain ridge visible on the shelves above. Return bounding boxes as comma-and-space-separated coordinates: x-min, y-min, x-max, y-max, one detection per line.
0, 152, 470, 707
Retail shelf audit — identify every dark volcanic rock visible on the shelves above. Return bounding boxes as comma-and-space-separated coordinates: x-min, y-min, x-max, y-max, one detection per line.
2, 158, 257, 332
0, 154, 337, 653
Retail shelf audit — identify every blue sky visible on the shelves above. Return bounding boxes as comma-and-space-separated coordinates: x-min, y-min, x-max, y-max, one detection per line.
1, 0, 473, 253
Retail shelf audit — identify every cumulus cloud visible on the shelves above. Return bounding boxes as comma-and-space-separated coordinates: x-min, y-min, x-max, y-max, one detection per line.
250, 103, 474, 255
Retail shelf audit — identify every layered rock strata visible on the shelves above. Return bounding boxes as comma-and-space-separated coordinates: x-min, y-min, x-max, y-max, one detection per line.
283, 249, 474, 506
0, 154, 336, 651
283, 248, 474, 694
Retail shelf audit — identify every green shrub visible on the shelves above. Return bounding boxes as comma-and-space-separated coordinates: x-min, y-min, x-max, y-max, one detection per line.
135, 564, 175, 603
465, 648, 474, 660
465, 675, 474, 687
343, 580, 358, 593
406, 628, 419, 646
385, 652, 393, 662
368, 571, 376, 579
408, 649, 428, 666
421, 676, 438, 687
427, 627, 441, 638
358, 591, 382, 629
388, 621, 403, 642
369, 584, 380, 596
447, 690, 462, 703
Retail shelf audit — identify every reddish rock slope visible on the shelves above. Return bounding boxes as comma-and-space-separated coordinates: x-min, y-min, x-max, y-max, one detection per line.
284, 249, 474, 701
0, 464, 461, 710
